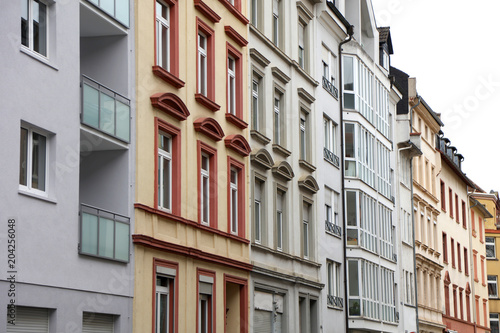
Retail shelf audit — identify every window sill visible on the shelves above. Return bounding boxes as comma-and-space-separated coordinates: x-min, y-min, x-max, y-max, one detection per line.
193, 0, 221, 23
299, 159, 316, 172
79, 251, 129, 264
292, 60, 319, 87
250, 130, 271, 145
20, 46, 58, 71
487, 258, 498, 261
152, 66, 185, 88
18, 189, 57, 204
225, 113, 248, 129
195, 93, 220, 112
327, 304, 344, 311
272, 144, 291, 158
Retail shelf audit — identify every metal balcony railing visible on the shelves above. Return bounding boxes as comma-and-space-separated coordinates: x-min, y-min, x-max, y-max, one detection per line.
322, 76, 339, 99
86, 0, 130, 26
79, 203, 130, 262
393, 253, 397, 262
325, 220, 342, 237
81, 75, 130, 142
327, 295, 343, 308
323, 147, 340, 168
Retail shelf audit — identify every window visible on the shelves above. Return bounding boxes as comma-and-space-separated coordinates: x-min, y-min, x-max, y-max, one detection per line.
299, 295, 319, 333
322, 47, 337, 87
444, 280, 450, 316
449, 188, 453, 218
451, 238, 455, 268
482, 256, 486, 285
343, 56, 375, 125
273, 89, 284, 146
227, 57, 236, 114
302, 201, 312, 259
404, 270, 415, 305
254, 291, 284, 332
298, 22, 305, 68
453, 286, 457, 318
198, 142, 217, 227
472, 210, 476, 234
458, 243, 462, 271
443, 232, 448, 263
487, 237, 496, 259
19, 126, 47, 195
462, 200, 467, 229
480, 217, 484, 242
198, 271, 214, 333
323, 116, 338, 166
346, 190, 378, 254
272, 0, 281, 46
196, 19, 215, 101
228, 158, 245, 237
343, 122, 376, 188
158, 132, 172, 211
156, 1, 171, 71
327, 261, 342, 307
80, 204, 130, 262
455, 194, 459, 223
82, 313, 114, 332
474, 251, 479, 282
491, 313, 499, 333
276, 189, 285, 251
226, 44, 243, 121
250, 0, 260, 27
251, 73, 263, 131
464, 247, 469, 275
489, 275, 498, 298
155, 264, 177, 333
22, 0, 48, 57
254, 178, 264, 244
441, 180, 446, 211
6, 306, 49, 333
299, 111, 309, 161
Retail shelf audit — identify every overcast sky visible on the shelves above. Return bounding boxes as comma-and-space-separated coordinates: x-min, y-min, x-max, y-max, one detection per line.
371, 0, 500, 192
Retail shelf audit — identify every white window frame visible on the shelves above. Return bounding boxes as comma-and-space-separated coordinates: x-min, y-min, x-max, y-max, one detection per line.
19, 126, 48, 196
487, 236, 496, 259
298, 22, 305, 68
322, 47, 336, 85
327, 261, 341, 298
230, 167, 238, 235
489, 275, 498, 298
250, 0, 258, 26
300, 113, 307, 160
252, 77, 260, 130
276, 189, 284, 251
198, 33, 208, 96
323, 116, 336, 154
272, 0, 280, 46
254, 178, 263, 244
274, 90, 282, 145
201, 153, 210, 225
22, 0, 49, 57
302, 201, 311, 259
227, 56, 236, 115
156, 0, 170, 70
156, 274, 174, 333
158, 131, 172, 212
490, 313, 499, 333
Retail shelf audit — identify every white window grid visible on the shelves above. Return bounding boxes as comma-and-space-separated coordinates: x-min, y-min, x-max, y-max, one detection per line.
300, 114, 306, 160
19, 127, 48, 196
230, 168, 238, 234
254, 179, 263, 244
375, 80, 390, 139
252, 77, 260, 130
158, 132, 172, 212
156, 275, 173, 333
22, 0, 48, 57
274, 92, 281, 145
228, 56, 236, 115
489, 275, 498, 298
323, 116, 336, 154
379, 204, 393, 261
486, 236, 496, 259
201, 154, 210, 225
276, 190, 284, 251
198, 33, 208, 96
272, 0, 280, 45
327, 261, 341, 298
156, 1, 170, 70
377, 141, 391, 199
380, 267, 396, 322
303, 202, 310, 259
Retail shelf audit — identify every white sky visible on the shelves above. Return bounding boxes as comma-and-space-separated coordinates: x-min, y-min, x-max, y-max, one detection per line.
371, 0, 500, 192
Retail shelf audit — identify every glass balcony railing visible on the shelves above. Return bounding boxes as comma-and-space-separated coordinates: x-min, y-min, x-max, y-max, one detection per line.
81, 75, 130, 142
79, 203, 130, 262
87, 0, 129, 26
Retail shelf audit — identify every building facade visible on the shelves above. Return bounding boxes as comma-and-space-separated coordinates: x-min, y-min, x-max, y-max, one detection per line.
1, 0, 136, 331
132, 0, 252, 332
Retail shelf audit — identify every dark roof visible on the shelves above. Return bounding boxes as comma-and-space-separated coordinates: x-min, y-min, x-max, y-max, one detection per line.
377, 26, 393, 54
326, 1, 351, 31
420, 97, 444, 127
390, 66, 409, 115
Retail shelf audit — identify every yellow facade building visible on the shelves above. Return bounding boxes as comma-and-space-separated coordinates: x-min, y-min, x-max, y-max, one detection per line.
133, 1, 251, 332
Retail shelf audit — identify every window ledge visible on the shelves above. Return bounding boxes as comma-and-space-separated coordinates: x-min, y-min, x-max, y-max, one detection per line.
20, 46, 58, 71
225, 113, 248, 129
299, 159, 316, 172
18, 189, 57, 204
218, 0, 249, 25
292, 60, 319, 87
272, 144, 291, 157
193, 0, 221, 23
249, 25, 292, 66
250, 130, 271, 145
327, 304, 344, 311
195, 93, 220, 112
152, 66, 185, 88
79, 251, 129, 264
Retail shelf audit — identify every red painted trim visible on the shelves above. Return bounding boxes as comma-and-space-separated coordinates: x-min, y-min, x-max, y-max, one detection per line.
198, 141, 218, 228
197, 268, 217, 333
223, 274, 248, 333
218, 0, 249, 25
152, 258, 179, 333
154, 118, 181, 215
194, 0, 221, 23
195, 93, 221, 112
224, 26, 248, 47
225, 113, 248, 129
227, 157, 245, 238
134, 203, 250, 244
194, 117, 225, 142
226, 42, 244, 122
153, 0, 181, 80
151, 93, 190, 120
133, 234, 253, 271
196, 17, 216, 100
224, 134, 251, 156
152, 66, 185, 88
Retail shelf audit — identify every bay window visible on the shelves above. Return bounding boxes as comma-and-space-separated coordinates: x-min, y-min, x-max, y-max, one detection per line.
343, 56, 374, 124
344, 123, 376, 188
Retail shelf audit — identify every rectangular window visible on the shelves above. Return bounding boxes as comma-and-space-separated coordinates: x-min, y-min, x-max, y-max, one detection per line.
455, 194, 459, 223
198, 271, 214, 333
464, 247, 469, 275
474, 251, 479, 282
156, 1, 170, 71
300, 112, 309, 161
441, 180, 446, 211
6, 306, 49, 333
254, 178, 263, 244
155, 264, 177, 333
458, 243, 462, 271
253, 291, 284, 332
327, 261, 342, 307
272, 0, 281, 46
482, 256, 486, 285
228, 158, 245, 237
480, 217, 484, 242
451, 238, 455, 268
229, 168, 238, 234
198, 142, 217, 227
302, 201, 311, 259
443, 232, 448, 263
487, 237, 496, 259
462, 200, 467, 229
472, 210, 476, 233
196, 19, 215, 101
226, 44, 243, 121
323, 116, 338, 166
491, 313, 499, 333
22, 0, 48, 57
250, 0, 259, 27
252, 73, 263, 131
489, 275, 498, 298
298, 22, 305, 68
198, 33, 208, 96
227, 56, 236, 115
19, 126, 47, 195
276, 189, 284, 251
449, 188, 453, 218
158, 132, 172, 211
274, 90, 283, 146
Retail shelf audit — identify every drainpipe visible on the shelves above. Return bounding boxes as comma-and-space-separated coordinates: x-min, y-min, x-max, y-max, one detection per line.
410, 96, 421, 333
339, 24, 354, 333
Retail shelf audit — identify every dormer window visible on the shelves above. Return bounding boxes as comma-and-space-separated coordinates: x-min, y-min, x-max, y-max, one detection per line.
381, 49, 389, 70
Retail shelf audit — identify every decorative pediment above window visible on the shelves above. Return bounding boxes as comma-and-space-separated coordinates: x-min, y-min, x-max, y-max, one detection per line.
224, 134, 251, 156
443, 271, 451, 285
272, 161, 294, 181
250, 148, 274, 170
298, 175, 319, 193
193, 117, 225, 141
151, 93, 190, 121
224, 26, 248, 47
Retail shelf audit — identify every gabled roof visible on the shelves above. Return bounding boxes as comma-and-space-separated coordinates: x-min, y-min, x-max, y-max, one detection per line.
377, 26, 393, 54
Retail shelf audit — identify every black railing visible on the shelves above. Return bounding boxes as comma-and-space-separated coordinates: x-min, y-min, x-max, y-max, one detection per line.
322, 76, 339, 99
327, 295, 343, 308
324, 147, 340, 168
393, 253, 397, 262
325, 220, 342, 237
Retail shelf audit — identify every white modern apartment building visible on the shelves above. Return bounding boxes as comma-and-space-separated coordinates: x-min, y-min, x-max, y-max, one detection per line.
0, 0, 135, 331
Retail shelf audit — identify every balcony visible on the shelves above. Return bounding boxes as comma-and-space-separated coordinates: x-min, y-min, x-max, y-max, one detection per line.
327, 295, 344, 308
85, 0, 129, 27
81, 75, 130, 143
392, 253, 397, 262
79, 204, 130, 262
325, 220, 342, 238
323, 147, 340, 168
322, 76, 338, 99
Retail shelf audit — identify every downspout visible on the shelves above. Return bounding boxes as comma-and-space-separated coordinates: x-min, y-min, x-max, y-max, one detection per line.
467, 186, 479, 333
339, 24, 354, 333
410, 96, 421, 333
